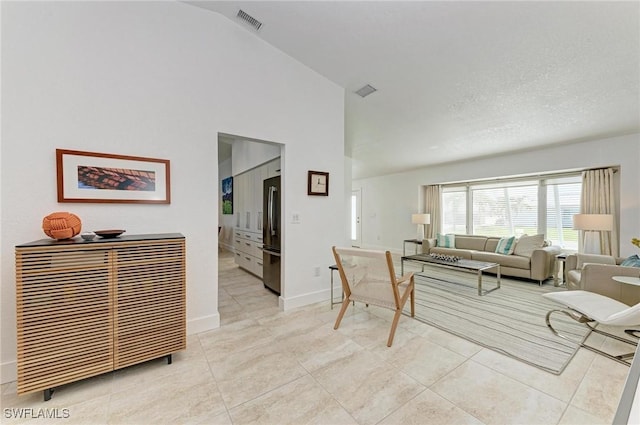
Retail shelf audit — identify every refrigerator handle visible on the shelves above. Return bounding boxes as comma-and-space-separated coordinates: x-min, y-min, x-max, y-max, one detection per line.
267, 187, 272, 236
263, 248, 281, 257
268, 186, 277, 236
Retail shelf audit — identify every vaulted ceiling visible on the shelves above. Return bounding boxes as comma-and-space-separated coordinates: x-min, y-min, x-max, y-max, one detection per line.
192, 1, 640, 179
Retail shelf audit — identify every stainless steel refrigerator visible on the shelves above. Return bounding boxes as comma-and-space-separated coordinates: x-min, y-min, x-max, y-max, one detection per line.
263, 176, 281, 294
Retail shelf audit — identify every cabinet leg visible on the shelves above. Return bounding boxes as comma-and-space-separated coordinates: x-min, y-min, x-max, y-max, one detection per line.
166, 354, 172, 365
44, 388, 54, 401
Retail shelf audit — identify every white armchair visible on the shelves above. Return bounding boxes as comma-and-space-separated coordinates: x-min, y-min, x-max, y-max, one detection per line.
565, 253, 640, 305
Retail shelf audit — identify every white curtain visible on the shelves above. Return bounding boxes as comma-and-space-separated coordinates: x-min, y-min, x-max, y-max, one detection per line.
581, 168, 618, 256
424, 185, 442, 239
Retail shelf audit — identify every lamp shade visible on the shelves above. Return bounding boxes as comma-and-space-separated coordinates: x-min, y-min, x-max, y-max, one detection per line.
411, 214, 430, 225
572, 214, 613, 231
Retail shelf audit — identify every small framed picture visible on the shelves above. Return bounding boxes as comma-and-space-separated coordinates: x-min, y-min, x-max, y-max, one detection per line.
307, 171, 329, 196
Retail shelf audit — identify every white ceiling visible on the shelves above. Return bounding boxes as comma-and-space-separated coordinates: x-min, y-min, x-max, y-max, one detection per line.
191, 1, 640, 179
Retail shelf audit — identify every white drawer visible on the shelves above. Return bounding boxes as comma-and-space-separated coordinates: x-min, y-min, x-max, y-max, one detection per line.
235, 251, 252, 270
242, 231, 261, 242
242, 239, 253, 254
252, 257, 264, 278
251, 241, 263, 259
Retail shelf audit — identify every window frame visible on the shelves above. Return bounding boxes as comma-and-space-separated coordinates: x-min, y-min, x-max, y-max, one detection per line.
439, 172, 583, 250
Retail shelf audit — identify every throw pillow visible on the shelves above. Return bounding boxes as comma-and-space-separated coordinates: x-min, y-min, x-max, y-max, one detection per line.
621, 254, 640, 268
495, 236, 516, 255
513, 234, 545, 257
436, 233, 455, 248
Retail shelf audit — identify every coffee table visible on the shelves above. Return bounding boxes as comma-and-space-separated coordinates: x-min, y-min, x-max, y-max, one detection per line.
401, 254, 501, 296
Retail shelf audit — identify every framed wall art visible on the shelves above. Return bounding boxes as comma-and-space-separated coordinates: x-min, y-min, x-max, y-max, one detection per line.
56, 149, 171, 204
221, 176, 233, 214
307, 170, 329, 196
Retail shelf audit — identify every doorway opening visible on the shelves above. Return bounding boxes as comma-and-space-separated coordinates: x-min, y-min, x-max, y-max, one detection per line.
217, 133, 284, 321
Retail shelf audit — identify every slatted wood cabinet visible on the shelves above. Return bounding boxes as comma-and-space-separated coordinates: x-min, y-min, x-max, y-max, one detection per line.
15, 233, 185, 400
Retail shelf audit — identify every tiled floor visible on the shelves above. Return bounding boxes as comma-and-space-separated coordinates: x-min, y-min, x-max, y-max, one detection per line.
1, 250, 630, 424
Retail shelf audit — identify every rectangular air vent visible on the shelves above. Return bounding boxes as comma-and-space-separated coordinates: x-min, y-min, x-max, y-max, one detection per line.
237, 9, 263, 31
355, 84, 377, 98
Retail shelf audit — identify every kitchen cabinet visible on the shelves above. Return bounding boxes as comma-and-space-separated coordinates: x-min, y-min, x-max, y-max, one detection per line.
233, 157, 280, 275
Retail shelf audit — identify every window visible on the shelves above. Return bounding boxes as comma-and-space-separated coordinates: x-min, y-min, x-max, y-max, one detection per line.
442, 188, 467, 234
545, 176, 581, 250
471, 181, 538, 237
439, 173, 582, 249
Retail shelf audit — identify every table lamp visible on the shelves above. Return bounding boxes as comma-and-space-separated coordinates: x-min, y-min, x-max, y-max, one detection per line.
411, 213, 430, 241
572, 213, 613, 254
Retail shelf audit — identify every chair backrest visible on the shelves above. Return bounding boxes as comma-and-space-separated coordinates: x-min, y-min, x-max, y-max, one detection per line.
604, 302, 640, 326
332, 246, 400, 308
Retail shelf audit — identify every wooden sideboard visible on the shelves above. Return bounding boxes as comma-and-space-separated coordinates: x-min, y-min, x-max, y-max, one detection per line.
15, 233, 186, 401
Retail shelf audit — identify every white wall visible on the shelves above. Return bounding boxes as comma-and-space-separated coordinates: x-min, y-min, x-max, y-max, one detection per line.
353, 134, 640, 257
0, 1, 345, 383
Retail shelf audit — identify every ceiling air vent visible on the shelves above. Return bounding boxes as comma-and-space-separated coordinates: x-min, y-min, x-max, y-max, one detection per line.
355, 84, 377, 98
237, 9, 263, 31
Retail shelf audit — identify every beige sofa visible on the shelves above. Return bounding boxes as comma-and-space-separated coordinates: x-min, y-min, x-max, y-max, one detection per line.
421, 234, 561, 284
565, 253, 640, 305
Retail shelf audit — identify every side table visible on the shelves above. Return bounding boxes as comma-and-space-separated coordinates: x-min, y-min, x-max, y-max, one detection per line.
554, 253, 567, 287
612, 276, 640, 338
403, 239, 423, 256
612, 276, 640, 286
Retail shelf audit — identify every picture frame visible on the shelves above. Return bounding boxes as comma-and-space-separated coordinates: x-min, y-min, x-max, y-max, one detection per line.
307, 170, 329, 196
221, 176, 233, 214
56, 149, 171, 204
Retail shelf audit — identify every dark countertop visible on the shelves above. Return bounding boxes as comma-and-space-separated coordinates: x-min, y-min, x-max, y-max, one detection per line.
16, 233, 184, 248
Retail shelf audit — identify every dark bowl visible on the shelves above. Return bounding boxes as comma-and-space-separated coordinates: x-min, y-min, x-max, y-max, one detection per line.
94, 229, 126, 238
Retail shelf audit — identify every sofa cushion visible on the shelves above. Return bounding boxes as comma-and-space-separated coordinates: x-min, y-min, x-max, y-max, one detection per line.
484, 237, 500, 252
495, 236, 516, 255
453, 235, 487, 251
621, 254, 640, 268
513, 234, 544, 257
436, 233, 455, 248
472, 251, 530, 269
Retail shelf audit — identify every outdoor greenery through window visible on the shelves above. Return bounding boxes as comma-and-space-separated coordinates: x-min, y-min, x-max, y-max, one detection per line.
441, 174, 581, 251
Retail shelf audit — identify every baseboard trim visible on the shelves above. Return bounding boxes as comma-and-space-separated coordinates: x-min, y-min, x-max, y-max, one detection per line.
1, 360, 17, 385
186, 313, 220, 335
280, 288, 329, 311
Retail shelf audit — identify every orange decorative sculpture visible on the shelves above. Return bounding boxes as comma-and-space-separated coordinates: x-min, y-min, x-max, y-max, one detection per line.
42, 212, 82, 240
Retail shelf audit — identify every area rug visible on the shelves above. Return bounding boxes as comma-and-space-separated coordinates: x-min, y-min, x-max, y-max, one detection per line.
410, 268, 590, 374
